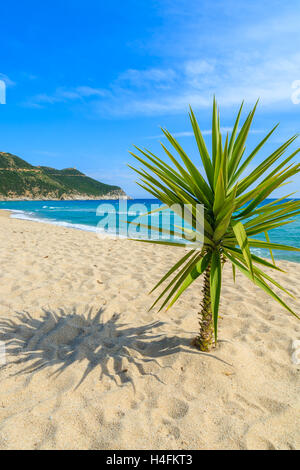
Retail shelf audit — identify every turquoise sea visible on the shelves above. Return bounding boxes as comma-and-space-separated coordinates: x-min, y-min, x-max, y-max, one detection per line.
0, 198, 299, 263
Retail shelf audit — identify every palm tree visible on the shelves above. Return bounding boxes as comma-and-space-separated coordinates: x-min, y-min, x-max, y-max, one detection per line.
129, 99, 300, 352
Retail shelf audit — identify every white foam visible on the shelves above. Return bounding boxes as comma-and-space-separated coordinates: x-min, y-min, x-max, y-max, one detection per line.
9, 209, 127, 237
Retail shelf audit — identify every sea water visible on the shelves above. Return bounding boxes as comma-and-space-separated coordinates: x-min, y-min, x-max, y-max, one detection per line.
0, 198, 299, 262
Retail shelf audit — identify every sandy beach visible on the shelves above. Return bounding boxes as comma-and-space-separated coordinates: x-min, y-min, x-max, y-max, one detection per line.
0, 212, 299, 450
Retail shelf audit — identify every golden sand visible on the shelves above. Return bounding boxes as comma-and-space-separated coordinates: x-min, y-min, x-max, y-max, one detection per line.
0, 215, 299, 449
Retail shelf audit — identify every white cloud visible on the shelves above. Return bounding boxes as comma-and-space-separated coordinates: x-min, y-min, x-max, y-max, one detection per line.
245, 12, 300, 40
75, 86, 107, 97
117, 67, 177, 89
184, 60, 215, 76
24, 50, 300, 115
22, 4, 300, 118
24, 85, 108, 107
95, 49, 300, 116
147, 127, 264, 139
91, 5, 300, 117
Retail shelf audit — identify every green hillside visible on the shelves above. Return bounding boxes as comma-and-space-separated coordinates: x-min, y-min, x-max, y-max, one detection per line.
0, 152, 127, 199
0, 152, 35, 169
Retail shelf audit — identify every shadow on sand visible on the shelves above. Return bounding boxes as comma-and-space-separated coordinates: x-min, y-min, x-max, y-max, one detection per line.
0, 306, 218, 389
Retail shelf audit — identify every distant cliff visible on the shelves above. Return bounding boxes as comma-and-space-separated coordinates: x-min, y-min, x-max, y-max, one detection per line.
0, 152, 129, 200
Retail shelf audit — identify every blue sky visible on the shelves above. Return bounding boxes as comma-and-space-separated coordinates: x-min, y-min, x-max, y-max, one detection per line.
0, 0, 300, 197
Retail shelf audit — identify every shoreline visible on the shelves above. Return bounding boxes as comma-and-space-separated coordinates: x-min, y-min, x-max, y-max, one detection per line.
2, 207, 300, 264
0, 209, 11, 217
4, 213, 300, 267
2, 207, 129, 237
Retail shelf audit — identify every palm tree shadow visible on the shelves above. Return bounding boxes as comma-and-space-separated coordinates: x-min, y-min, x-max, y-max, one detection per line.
0, 307, 204, 390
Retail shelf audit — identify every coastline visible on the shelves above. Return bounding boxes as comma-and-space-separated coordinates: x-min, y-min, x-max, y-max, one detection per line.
0, 194, 132, 201
0, 207, 132, 236
0, 215, 299, 449
0, 209, 11, 217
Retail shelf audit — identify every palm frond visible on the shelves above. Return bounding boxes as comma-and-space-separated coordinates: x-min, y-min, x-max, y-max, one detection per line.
129, 98, 300, 350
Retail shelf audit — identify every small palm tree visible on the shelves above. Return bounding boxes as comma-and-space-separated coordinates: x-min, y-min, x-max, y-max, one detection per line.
129, 99, 300, 352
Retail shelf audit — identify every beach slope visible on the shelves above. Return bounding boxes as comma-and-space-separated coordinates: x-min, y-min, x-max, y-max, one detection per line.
0, 215, 299, 450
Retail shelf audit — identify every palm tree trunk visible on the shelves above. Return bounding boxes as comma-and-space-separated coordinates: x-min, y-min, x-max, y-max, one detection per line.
193, 264, 214, 351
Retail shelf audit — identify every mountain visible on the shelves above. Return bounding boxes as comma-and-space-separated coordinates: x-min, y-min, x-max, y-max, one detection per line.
0, 152, 129, 200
